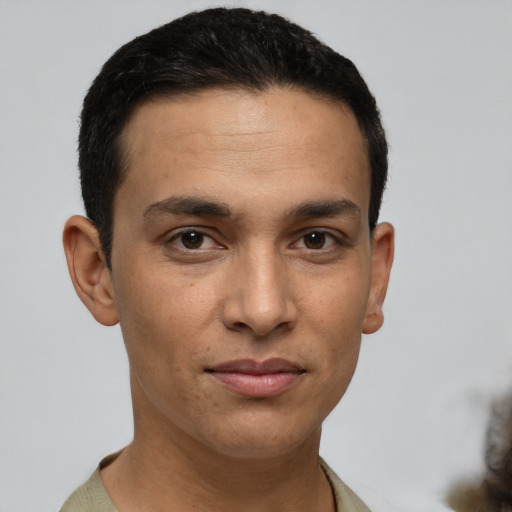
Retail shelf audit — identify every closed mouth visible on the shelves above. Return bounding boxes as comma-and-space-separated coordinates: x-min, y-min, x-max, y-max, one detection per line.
206, 358, 305, 375
206, 358, 306, 398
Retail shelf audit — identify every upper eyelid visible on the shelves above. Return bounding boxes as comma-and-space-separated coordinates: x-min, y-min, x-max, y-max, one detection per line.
165, 226, 219, 240
292, 227, 347, 241
164, 228, 219, 247
291, 230, 344, 247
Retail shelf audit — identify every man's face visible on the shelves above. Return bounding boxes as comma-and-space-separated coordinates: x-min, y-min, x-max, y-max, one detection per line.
108, 88, 387, 458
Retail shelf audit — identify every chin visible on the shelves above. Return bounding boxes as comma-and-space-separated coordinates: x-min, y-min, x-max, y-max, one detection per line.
198, 417, 322, 461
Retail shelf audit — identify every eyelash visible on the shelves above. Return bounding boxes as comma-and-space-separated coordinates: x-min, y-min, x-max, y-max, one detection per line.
166, 229, 222, 251
164, 228, 346, 252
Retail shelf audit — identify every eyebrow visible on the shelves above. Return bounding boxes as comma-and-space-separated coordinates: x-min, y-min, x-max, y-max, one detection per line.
142, 195, 360, 222
143, 196, 232, 220
287, 199, 361, 221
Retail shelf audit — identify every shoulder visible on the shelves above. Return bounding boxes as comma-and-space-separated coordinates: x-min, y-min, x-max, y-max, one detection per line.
60, 455, 119, 512
319, 458, 371, 512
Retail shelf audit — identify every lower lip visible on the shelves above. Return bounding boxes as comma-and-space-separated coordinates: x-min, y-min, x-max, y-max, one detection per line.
210, 371, 303, 398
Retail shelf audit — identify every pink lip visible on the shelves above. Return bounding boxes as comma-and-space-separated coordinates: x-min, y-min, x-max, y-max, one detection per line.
207, 358, 305, 398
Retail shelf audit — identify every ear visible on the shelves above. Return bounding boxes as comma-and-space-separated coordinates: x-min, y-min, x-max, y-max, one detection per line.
362, 222, 394, 334
63, 215, 119, 326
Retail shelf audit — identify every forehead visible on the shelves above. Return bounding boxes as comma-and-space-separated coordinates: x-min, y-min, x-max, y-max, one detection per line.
116, 87, 370, 220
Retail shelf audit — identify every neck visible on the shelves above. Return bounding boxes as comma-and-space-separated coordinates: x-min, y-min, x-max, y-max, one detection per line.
101, 384, 335, 512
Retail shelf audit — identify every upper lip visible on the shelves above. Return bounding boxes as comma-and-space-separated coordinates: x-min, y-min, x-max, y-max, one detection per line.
207, 358, 304, 375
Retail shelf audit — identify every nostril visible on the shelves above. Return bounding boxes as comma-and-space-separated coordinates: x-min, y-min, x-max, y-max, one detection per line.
232, 321, 248, 331
228, 319, 293, 338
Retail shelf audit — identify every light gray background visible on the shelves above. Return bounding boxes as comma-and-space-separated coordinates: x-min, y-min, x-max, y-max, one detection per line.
1, 1, 511, 511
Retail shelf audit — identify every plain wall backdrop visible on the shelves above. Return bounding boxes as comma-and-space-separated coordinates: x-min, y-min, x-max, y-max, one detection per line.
1, 1, 511, 511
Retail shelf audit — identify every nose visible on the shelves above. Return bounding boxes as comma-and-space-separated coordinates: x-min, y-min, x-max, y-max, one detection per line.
221, 248, 298, 338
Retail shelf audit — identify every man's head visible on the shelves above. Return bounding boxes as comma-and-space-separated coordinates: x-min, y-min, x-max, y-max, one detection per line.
78, 7, 388, 268
63, 7, 394, 460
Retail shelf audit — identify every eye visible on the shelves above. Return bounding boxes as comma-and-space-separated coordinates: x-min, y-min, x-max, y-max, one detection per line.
294, 231, 339, 250
168, 229, 220, 250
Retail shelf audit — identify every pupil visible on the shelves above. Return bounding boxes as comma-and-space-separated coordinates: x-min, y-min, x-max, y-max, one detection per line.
182, 231, 203, 249
305, 232, 325, 249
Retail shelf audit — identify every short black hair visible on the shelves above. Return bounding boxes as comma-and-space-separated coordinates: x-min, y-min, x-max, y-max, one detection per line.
79, 7, 388, 268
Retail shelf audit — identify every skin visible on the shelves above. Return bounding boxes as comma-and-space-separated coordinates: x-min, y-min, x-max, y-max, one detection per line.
63, 87, 394, 512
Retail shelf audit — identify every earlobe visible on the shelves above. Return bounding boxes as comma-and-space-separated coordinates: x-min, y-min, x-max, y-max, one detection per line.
362, 222, 394, 335
62, 215, 119, 326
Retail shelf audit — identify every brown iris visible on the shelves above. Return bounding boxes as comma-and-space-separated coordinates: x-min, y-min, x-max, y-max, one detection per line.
303, 232, 326, 249
181, 231, 204, 249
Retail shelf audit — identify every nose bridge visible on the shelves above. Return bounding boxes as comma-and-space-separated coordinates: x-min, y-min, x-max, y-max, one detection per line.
223, 242, 296, 337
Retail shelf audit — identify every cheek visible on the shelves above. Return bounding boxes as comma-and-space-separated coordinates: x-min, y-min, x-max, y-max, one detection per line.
301, 269, 370, 392
304, 267, 371, 339
115, 259, 217, 330
112, 264, 217, 377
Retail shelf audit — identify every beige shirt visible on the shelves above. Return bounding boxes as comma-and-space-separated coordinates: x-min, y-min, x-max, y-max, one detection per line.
60, 454, 370, 512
